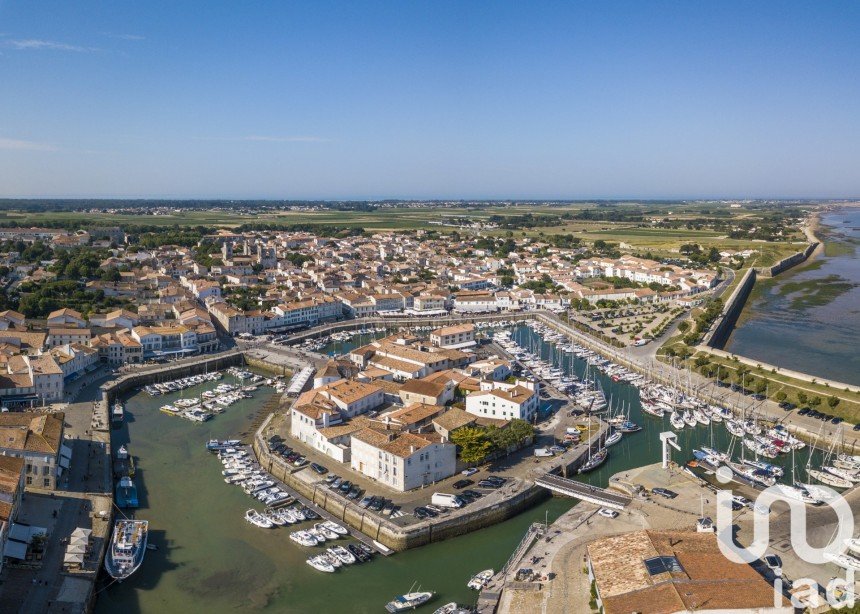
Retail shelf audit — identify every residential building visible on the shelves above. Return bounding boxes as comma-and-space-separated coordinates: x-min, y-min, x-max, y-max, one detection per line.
350, 428, 456, 491
465, 379, 539, 422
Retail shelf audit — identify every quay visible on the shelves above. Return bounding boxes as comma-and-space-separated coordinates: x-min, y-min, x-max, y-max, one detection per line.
239, 442, 393, 556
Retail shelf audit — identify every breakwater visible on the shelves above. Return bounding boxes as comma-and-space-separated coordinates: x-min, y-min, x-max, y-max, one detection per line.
704, 241, 818, 349
100, 349, 244, 404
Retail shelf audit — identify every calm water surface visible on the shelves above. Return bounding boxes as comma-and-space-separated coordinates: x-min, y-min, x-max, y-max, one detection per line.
726, 208, 860, 385
97, 328, 823, 613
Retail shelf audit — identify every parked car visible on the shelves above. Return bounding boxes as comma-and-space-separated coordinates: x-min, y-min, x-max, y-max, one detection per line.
549, 445, 567, 454
797, 407, 811, 416
413, 507, 430, 519
485, 476, 506, 485
853, 423, 860, 432
310, 463, 328, 475
832, 417, 843, 424
477, 480, 499, 489
462, 489, 482, 499
325, 474, 339, 484
339, 480, 352, 493
764, 554, 783, 577
598, 508, 619, 519
330, 477, 343, 489
453, 479, 473, 489
359, 495, 373, 508
369, 497, 385, 512
652, 488, 677, 499
347, 485, 362, 499
461, 468, 478, 476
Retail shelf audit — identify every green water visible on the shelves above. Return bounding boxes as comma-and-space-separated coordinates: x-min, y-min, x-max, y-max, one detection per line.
97, 328, 823, 613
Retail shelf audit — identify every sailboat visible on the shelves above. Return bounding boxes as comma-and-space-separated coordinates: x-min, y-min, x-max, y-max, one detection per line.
670, 411, 685, 430
806, 428, 853, 489
579, 427, 609, 474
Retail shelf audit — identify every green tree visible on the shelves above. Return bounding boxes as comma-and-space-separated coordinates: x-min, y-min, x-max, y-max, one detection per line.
796, 391, 808, 406
828, 396, 840, 409
775, 391, 787, 402
450, 426, 493, 465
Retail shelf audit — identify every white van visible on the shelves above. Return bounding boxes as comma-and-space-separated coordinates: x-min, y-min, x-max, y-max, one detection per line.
431, 493, 464, 509
534, 447, 554, 457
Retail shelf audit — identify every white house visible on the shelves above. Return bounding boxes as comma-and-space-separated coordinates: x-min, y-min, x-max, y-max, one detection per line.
350, 428, 456, 491
465, 379, 539, 422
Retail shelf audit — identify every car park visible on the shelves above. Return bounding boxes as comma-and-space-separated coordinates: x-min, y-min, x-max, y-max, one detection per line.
310, 463, 328, 475
598, 508, 619, 519
652, 488, 677, 499
453, 479, 473, 489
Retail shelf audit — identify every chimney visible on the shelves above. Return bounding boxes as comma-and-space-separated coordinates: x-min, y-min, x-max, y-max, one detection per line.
410, 445, 416, 454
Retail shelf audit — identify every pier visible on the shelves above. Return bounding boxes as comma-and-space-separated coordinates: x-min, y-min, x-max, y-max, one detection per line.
534, 474, 631, 510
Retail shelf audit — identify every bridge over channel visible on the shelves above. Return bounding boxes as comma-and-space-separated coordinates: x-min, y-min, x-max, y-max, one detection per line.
535, 473, 631, 510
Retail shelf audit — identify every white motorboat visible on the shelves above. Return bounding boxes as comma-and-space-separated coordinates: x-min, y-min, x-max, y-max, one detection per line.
845, 538, 860, 556
385, 591, 435, 612
307, 555, 336, 573
604, 431, 622, 447
244, 509, 274, 528
290, 531, 319, 547
824, 552, 860, 570
467, 569, 494, 590
314, 523, 339, 540
328, 545, 356, 565
322, 520, 348, 535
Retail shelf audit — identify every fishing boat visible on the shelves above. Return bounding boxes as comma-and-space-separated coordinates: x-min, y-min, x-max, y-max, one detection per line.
105, 519, 148, 581
115, 476, 139, 508
467, 568, 494, 590
385, 588, 435, 612
112, 402, 125, 424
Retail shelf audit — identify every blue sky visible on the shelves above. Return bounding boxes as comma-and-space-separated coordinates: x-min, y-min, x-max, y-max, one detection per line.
1, 1, 859, 199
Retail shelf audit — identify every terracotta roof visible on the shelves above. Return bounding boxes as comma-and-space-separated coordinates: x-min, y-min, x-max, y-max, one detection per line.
399, 379, 447, 398
588, 530, 790, 614
432, 407, 476, 432
0, 412, 64, 454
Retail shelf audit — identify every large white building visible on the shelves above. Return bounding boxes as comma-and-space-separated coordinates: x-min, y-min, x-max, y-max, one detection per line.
350, 428, 456, 491
465, 379, 539, 422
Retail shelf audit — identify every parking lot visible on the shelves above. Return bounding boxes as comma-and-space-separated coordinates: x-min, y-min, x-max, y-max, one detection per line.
261, 413, 550, 527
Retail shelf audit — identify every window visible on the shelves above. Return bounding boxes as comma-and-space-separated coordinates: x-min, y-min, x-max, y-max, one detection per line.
44, 478, 51, 487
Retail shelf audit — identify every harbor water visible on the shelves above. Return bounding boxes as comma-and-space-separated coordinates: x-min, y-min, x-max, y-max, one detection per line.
726, 207, 860, 386
98, 326, 826, 613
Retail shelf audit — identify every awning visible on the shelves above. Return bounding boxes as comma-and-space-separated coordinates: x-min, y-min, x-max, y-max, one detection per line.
8, 523, 46, 542
59, 456, 70, 469
70, 527, 92, 541
63, 551, 85, 564
3, 538, 28, 560
66, 543, 86, 555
